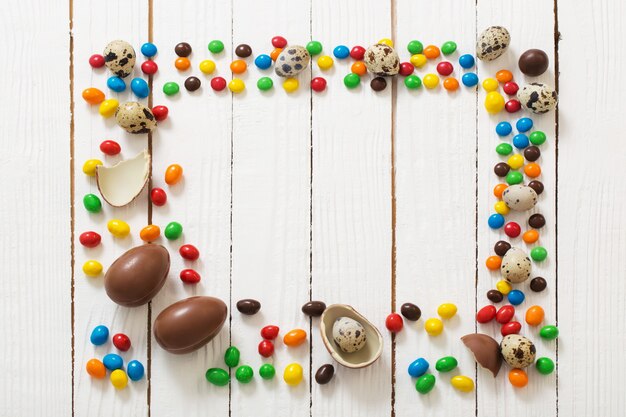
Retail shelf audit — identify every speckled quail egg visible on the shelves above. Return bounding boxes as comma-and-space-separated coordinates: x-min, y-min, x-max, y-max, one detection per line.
476, 26, 510, 61
104, 40, 136, 78
275, 46, 310, 77
517, 83, 558, 114
500, 334, 536, 368
502, 184, 538, 211
364, 44, 400, 76
501, 247, 532, 283
115, 102, 157, 134
332, 316, 367, 353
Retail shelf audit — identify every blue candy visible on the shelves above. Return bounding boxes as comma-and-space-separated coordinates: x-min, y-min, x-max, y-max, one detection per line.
131, 78, 150, 98
461, 73, 479, 87
408, 358, 429, 378
141, 42, 158, 57
507, 290, 525, 306
496, 121, 513, 136
103, 353, 124, 371
333, 45, 350, 59
90, 325, 109, 345
488, 213, 505, 229
516, 117, 533, 133
513, 134, 530, 149
127, 360, 145, 381
458, 54, 475, 69
254, 54, 272, 70
107, 76, 126, 92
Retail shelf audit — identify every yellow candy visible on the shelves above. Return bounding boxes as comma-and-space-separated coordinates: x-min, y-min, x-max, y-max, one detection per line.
317, 55, 334, 70
199, 59, 216, 74
424, 318, 444, 336
283, 78, 299, 93
423, 73, 440, 89
110, 369, 128, 389
378, 38, 394, 47
82, 159, 103, 177
494, 201, 510, 215
228, 78, 245, 93
410, 54, 427, 68
484, 91, 505, 114
107, 219, 130, 238
283, 363, 303, 386
496, 280, 512, 295
82, 260, 103, 277
451, 375, 475, 392
482, 77, 499, 92
99, 98, 119, 118
437, 303, 457, 319
507, 154, 524, 170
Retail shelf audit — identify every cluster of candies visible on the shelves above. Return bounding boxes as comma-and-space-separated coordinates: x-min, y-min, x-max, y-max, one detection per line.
386, 302, 456, 337
85, 325, 144, 390
408, 356, 474, 394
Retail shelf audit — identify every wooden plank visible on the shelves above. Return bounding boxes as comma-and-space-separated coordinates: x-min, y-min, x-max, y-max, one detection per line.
149, 0, 232, 416
557, 0, 626, 415
229, 0, 312, 415
394, 0, 478, 415
476, 1, 557, 415
0, 0, 71, 415
310, 1, 392, 415
72, 1, 150, 416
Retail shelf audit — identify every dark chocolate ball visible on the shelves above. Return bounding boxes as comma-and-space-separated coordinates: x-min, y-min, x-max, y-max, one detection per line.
370, 77, 387, 91
235, 44, 252, 58
494, 240, 511, 256
184, 76, 201, 91
175, 42, 192, 57
530, 277, 547, 292
528, 213, 546, 229
528, 180, 544, 195
487, 289, 504, 303
494, 162, 511, 177
518, 49, 549, 76
524, 146, 541, 162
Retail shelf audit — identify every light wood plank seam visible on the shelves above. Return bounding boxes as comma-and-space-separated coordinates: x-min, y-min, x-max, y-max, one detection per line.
147, 1, 154, 416
68, 0, 76, 415
390, 1, 398, 416
553, 0, 560, 415
474, 1, 479, 416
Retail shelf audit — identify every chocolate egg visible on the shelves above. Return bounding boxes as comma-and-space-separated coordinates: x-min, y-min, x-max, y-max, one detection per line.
104, 244, 169, 307
461, 333, 502, 377
518, 49, 549, 76
153, 296, 228, 354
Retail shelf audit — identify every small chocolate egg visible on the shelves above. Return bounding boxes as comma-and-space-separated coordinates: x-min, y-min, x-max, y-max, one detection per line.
461, 333, 502, 377
501, 247, 532, 284
275, 46, 310, 77
103, 40, 136, 78
476, 26, 510, 62
332, 317, 367, 353
502, 184, 538, 211
115, 102, 157, 134
517, 83, 558, 114
518, 49, 549, 76
500, 334, 536, 368
364, 44, 400, 76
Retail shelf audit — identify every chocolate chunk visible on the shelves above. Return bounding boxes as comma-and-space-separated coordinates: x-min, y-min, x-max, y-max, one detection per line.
236, 299, 261, 315
175, 42, 192, 57
315, 364, 335, 385
530, 277, 547, 292
400, 303, 421, 321
494, 240, 511, 256
301, 301, 327, 317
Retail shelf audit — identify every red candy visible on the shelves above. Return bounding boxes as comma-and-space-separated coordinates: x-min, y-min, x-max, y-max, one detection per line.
150, 188, 167, 206
399, 62, 414, 76
501, 321, 522, 336
180, 269, 201, 284
504, 221, 521, 238
89, 54, 105, 68
476, 305, 497, 323
503, 81, 519, 95
141, 60, 158, 75
152, 105, 169, 122
385, 313, 404, 333
350, 45, 366, 60
210, 76, 227, 91
261, 325, 280, 340
258, 340, 275, 357
436, 61, 454, 76
311, 77, 327, 92
496, 305, 515, 324
112, 333, 131, 351
179, 244, 200, 261
505, 99, 521, 113
271, 36, 287, 48
100, 140, 121, 156
79, 231, 101, 248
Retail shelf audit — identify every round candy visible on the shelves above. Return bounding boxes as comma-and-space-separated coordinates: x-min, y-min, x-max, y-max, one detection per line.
230, 59, 247, 74
503, 81, 519, 95
174, 57, 191, 71
496, 305, 515, 324
507, 97, 521, 111
496, 143, 513, 156
258, 340, 274, 357
408, 358, 429, 377
496, 121, 513, 136
152, 105, 168, 121
423, 45, 440, 59
163, 82, 180, 96
272, 36, 287, 48
89, 54, 105, 68
270, 48, 283, 61
283, 78, 299, 93
333, 45, 350, 59
254, 54, 272, 70
437, 303, 457, 319
174, 42, 192, 57
407, 40, 424, 55
529, 131, 547, 145
528, 180, 544, 195
206, 368, 230, 386
410, 54, 427, 68
528, 213, 546, 229
113, 333, 131, 351
179, 244, 200, 261
435, 356, 458, 372
458, 54, 475, 69
476, 305, 496, 323
496, 280, 512, 295
506, 171, 523, 185
507, 289, 525, 305
518, 49, 549, 76
513, 134, 529, 149
441, 41, 457, 55
436, 61, 453, 76
79, 231, 101, 247
487, 289, 504, 303
540, 325, 559, 340
131, 78, 149, 98
90, 325, 109, 345
482, 77, 498, 92
110, 369, 128, 389
496, 69, 513, 83
461, 73, 479, 87
198, 59, 216, 74
536, 357, 555, 375
423, 74, 439, 89
443, 77, 459, 91
508, 368, 528, 388
531, 246, 548, 261
306, 41, 323, 56
524, 163, 542, 178
385, 313, 404, 333
488, 213, 505, 229
224, 346, 240, 368
83, 260, 103, 276
516, 117, 533, 132
83, 193, 102, 213
404, 75, 422, 90
311, 77, 327, 92
107, 219, 130, 238
493, 183, 508, 198
127, 360, 145, 381
82, 159, 102, 176
371, 77, 387, 91
235, 43, 252, 58
494, 201, 510, 215
151, 187, 167, 206
494, 162, 510, 177
504, 221, 521, 238
236, 365, 254, 383
208, 40, 224, 53
164, 221, 183, 240
501, 321, 522, 336
485, 91, 505, 114
103, 353, 123, 370
99, 140, 121, 156
400, 303, 421, 321
229, 78, 245, 93
259, 363, 276, 380
256, 76, 273, 91
99, 99, 118, 118
485, 255, 502, 270
141, 60, 158, 75
180, 269, 201, 284
378, 38, 393, 47
398, 62, 413, 76
107, 76, 126, 92
525, 305, 545, 326
415, 374, 436, 394
507, 154, 524, 170
350, 45, 366, 60
524, 146, 541, 162
82, 88, 105, 105
283, 363, 303, 386
451, 375, 474, 392
424, 318, 443, 336
494, 240, 512, 256
184, 76, 201, 92
261, 325, 280, 340
343, 73, 360, 89
522, 229, 540, 244
283, 329, 307, 347
141, 43, 157, 57
86, 358, 106, 378
165, 164, 183, 185
317, 55, 334, 70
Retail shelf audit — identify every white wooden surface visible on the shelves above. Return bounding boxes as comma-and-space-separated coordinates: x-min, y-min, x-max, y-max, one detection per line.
1, 0, 625, 416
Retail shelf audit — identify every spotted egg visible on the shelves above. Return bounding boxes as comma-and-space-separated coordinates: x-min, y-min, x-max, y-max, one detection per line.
476, 26, 510, 61
500, 334, 536, 368
275, 45, 310, 77
517, 83, 558, 114
332, 316, 367, 353
104, 40, 136, 78
115, 102, 157, 134
501, 247, 532, 284
502, 184, 538, 212
364, 44, 400, 76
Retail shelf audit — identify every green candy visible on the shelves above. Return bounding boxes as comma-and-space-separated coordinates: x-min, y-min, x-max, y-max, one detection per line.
535, 357, 555, 375
441, 41, 457, 55
205, 368, 229, 386
163, 82, 180, 96
404, 75, 422, 90
224, 346, 240, 368
208, 40, 224, 54
407, 40, 424, 55
540, 325, 559, 340
531, 246, 548, 261
415, 374, 436, 394
529, 131, 547, 145
235, 365, 254, 383
344, 73, 360, 89
259, 363, 276, 380
164, 221, 183, 240
435, 356, 458, 372
257, 77, 273, 91
496, 143, 513, 155
506, 171, 523, 185
306, 40, 323, 56
83, 193, 102, 213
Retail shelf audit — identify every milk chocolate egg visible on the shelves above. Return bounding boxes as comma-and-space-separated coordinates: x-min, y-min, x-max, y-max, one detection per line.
104, 244, 170, 307
153, 296, 228, 354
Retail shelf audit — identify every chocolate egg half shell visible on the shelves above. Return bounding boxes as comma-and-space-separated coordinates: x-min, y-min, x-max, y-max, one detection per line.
104, 244, 170, 307
153, 296, 228, 354
461, 333, 503, 377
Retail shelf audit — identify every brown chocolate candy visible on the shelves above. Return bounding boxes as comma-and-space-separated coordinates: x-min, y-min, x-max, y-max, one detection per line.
236, 299, 261, 315
400, 303, 421, 321
528, 180, 544, 195
104, 244, 170, 307
175, 42, 192, 57
518, 49, 549, 77
153, 296, 227, 354
461, 333, 502, 377
530, 277, 547, 292
524, 146, 541, 162
302, 301, 326, 317
528, 213, 546, 229
370, 77, 387, 92
315, 364, 335, 385
494, 162, 510, 177
235, 43, 252, 58
487, 289, 504, 303
494, 240, 511, 256
184, 76, 201, 91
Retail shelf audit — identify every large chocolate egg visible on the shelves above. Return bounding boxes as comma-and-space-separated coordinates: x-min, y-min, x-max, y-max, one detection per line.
104, 244, 170, 307
153, 296, 228, 354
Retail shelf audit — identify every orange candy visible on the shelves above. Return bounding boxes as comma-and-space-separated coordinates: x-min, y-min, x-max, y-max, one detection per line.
493, 183, 508, 198
351, 61, 367, 76
522, 229, 539, 244
525, 305, 545, 326
485, 256, 502, 270
82, 88, 105, 105
495, 69, 513, 83
283, 329, 307, 347
86, 358, 106, 379
508, 368, 528, 387
423, 45, 440, 59
270, 48, 283, 61
524, 163, 542, 178
230, 59, 247, 74
175, 57, 191, 70
443, 77, 459, 91
140, 224, 161, 242
165, 164, 183, 185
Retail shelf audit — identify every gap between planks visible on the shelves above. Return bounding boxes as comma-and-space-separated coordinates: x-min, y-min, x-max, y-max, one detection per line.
68, 0, 75, 415
553, 0, 560, 414
390, 0, 398, 415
